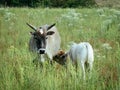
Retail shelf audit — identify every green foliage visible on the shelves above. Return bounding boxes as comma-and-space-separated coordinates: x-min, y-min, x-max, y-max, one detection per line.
0, 0, 96, 8
0, 7, 120, 90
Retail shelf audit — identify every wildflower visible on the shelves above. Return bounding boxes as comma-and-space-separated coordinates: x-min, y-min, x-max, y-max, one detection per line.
102, 43, 112, 50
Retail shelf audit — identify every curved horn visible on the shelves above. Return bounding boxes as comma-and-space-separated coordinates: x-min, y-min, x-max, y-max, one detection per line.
47, 23, 56, 30
26, 23, 36, 31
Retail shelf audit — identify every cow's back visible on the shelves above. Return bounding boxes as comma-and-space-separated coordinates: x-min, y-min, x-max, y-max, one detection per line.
69, 42, 88, 62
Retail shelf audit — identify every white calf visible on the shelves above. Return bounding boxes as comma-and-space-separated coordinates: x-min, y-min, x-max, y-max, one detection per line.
53, 42, 94, 79
69, 42, 94, 79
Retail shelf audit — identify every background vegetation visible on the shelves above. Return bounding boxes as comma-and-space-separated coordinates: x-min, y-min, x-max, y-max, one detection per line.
1, 0, 120, 8
95, 0, 120, 8
0, 0, 96, 8
0, 7, 120, 90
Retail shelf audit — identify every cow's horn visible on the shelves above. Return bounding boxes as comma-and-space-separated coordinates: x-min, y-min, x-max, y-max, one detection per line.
26, 23, 36, 31
47, 23, 56, 30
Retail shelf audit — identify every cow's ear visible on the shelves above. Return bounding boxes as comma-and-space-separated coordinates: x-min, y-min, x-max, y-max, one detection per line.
47, 31, 55, 35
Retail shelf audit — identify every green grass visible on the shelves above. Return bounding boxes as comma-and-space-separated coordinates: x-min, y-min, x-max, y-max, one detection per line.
0, 7, 120, 90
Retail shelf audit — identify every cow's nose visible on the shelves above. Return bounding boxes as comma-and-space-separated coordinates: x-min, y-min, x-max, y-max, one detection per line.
40, 50, 45, 54
38, 49, 45, 54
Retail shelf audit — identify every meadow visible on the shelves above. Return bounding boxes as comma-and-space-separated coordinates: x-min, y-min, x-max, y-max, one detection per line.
0, 7, 120, 90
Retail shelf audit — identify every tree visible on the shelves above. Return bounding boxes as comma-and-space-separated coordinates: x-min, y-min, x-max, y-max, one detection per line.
0, 0, 96, 7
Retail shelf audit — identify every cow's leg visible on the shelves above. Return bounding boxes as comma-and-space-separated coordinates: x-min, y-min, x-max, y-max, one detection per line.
88, 61, 93, 79
81, 61, 85, 80
74, 60, 78, 72
89, 61, 93, 72
40, 54, 45, 62
46, 52, 53, 65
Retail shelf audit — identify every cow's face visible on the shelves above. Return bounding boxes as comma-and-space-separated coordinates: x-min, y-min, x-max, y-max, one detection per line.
27, 23, 55, 54
53, 50, 68, 65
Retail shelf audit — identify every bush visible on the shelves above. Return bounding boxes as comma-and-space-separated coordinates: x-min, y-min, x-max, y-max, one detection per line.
0, 0, 96, 8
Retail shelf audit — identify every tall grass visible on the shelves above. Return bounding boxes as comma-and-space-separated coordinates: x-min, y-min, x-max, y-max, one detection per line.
0, 7, 120, 90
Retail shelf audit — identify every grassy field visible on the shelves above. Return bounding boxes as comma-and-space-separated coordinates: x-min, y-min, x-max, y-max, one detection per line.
0, 7, 120, 90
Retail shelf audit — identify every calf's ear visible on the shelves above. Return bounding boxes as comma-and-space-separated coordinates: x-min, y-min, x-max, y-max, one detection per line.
47, 31, 55, 35
60, 53, 68, 60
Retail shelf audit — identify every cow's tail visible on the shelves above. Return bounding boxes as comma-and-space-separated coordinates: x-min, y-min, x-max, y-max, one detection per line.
85, 42, 94, 71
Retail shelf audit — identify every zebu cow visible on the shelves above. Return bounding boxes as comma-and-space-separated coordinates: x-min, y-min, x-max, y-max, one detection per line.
53, 42, 94, 79
27, 23, 61, 62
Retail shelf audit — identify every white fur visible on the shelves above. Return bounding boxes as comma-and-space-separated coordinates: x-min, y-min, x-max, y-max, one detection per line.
39, 29, 44, 34
46, 26, 61, 60
68, 42, 94, 79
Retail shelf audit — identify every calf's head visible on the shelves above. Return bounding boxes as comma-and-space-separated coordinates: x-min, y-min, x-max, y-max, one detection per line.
27, 23, 55, 54
53, 50, 68, 65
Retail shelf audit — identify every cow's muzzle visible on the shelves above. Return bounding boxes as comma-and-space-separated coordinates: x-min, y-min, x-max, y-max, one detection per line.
38, 48, 46, 54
